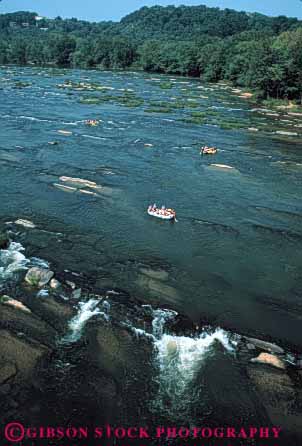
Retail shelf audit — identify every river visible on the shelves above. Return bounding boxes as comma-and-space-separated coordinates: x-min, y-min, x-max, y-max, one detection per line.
0, 66, 302, 443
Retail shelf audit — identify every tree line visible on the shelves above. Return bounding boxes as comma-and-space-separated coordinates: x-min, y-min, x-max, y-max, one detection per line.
0, 6, 302, 101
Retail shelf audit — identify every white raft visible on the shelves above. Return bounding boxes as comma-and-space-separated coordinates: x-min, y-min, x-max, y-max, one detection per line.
147, 207, 176, 221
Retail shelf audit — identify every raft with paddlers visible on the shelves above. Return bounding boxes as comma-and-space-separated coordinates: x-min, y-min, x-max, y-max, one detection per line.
85, 119, 99, 126
147, 204, 176, 221
201, 146, 218, 155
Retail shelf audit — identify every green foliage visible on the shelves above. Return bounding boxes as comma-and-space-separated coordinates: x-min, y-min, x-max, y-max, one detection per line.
0, 6, 301, 100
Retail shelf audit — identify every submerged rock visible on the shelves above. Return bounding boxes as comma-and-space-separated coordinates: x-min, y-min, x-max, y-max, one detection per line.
275, 130, 298, 136
136, 275, 179, 303
139, 267, 169, 281
251, 352, 285, 370
210, 164, 235, 170
57, 130, 72, 135
244, 336, 284, 354
53, 183, 77, 193
25, 267, 54, 288
59, 176, 99, 189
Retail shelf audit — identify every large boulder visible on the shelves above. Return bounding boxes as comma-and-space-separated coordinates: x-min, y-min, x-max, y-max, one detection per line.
3, 297, 31, 314
251, 352, 286, 370
25, 267, 54, 288
26, 296, 75, 333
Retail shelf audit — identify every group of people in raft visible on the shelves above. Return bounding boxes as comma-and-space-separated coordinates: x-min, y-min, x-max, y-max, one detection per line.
201, 145, 218, 155
148, 204, 176, 218
85, 119, 99, 126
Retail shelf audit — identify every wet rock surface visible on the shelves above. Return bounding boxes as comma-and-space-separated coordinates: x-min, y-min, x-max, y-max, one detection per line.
247, 366, 302, 444
251, 352, 286, 369
0, 234, 302, 444
25, 267, 54, 288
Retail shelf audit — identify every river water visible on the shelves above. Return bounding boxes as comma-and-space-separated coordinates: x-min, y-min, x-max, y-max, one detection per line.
0, 66, 302, 440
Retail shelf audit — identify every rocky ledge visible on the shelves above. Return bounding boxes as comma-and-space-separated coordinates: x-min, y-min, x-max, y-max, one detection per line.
0, 231, 302, 443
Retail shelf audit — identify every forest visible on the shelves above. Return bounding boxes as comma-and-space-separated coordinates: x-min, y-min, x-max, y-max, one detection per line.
0, 5, 302, 101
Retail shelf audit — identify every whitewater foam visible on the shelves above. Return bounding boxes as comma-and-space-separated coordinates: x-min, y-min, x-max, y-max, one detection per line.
60, 298, 109, 344
0, 242, 29, 281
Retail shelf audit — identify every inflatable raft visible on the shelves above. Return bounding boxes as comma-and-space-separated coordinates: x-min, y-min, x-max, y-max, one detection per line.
147, 206, 176, 220
201, 146, 218, 155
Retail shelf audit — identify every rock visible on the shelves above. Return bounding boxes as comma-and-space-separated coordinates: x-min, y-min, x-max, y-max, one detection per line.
139, 267, 169, 281
166, 340, 178, 356
0, 231, 9, 249
14, 219, 36, 229
136, 275, 180, 304
244, 336, 284, 354
247, 366, 299, 431
0, 363, 17, 384
50, 278, 61, 290
25, 267, 54, 288
26, 296, 75, 332
66, 280, 76, 290
210, 164, 235, 170
3, 298, 31, 314
57, 130, 72, 135
88, 323, 153, 386
72, 288, 82, 300
239, 92, 253, 98
288, 112, 302, 117
275, 130, 298, 136
53, 183, 77, 193
199, 348, 269, 427
59, 176, 99, 190
79, 189, 97, 196
0, 330, 50, 380
251, 352, 286, 370
0, 305, 57, 348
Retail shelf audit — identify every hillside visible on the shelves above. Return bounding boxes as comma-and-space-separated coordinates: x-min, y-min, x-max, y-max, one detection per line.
119, 5, 300, 40
0, 5, 301, 101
